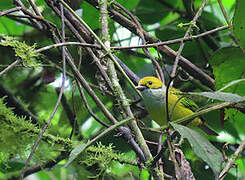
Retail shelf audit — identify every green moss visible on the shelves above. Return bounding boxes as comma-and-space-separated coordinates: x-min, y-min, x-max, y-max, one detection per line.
78, 142, 136, 175
177, 21, 200, 33
0, 99, 36, 161
0, 97, 71, 167
0, 34, 40, 66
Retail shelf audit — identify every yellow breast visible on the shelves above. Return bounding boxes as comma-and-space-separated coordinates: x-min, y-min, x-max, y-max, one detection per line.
141, 87, 202, 127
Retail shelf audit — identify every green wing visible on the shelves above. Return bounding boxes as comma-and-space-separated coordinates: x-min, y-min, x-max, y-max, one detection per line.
170, 88, 219, 136
170, 88, 199, 112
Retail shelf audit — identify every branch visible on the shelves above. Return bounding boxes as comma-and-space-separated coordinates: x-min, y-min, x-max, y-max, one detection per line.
36, 42, 100, 53
0, 84, 39, 124
111, 25, 228, 50
160, 102, 236, 130
56, 88, 79, 136
0, 7, 22, 16
76, 80, 110, 128
44, 0, 114, 92
99, 0, 153, 166
20, 3, 67, 178
23, 152, 67, 178
43, 0, 148, 169
112, 2, 164, 82
84, 0, 215, 89
171, 0, 210, 77
219, 139, 245, 179
0, 59, 21, 78
58, 0, 138, 94
34, 25, 229, 52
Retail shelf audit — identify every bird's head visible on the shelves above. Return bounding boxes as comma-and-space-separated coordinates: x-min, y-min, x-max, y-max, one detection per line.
136, 76, 163, 91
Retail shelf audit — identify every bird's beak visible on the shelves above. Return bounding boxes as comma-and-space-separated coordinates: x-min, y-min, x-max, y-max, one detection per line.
136, 85, 146, 91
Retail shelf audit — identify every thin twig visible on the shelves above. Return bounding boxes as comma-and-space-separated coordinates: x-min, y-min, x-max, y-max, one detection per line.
160, 102, 236, 130
88, 0, 215, 89
219, 139, 245, 180
20, 3, 67, 179
0, 7, 22, 16
165, 76, 175, 123
171, 0, 209, 77
22, 152, 68, 178
36, 42, 100, 53
217, 0, 239, 45
14, 0, 43, 30
217, 0, 232, 27
28, 0, 42, 17
166, 133, 181, 178
6, 14, 30, 18
76, 79, 110, 127
34, 26, 228, 52
157, 133, 164, 175
58, 0, 139, 94
56, 88, 79, 136
111, 25, 229, 50
20, 69, 65, 179
0, 59, 21, 77
112, 2, 164, 82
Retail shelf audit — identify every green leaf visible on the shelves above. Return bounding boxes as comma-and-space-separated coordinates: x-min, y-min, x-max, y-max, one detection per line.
0, 1, 14, 10
116, 0, 139, 10
155, 18, 211, 63
209, 47, 245, 95
82, 1, 100, 29
0, 17, 27, 36
233, 0, 245, 49
218, 79, 245, 92
135, 0, 177, 24
170, 123, 223, 175
0, 161, 24, 173
65, 143, 87, 167
186, 91, 245, 102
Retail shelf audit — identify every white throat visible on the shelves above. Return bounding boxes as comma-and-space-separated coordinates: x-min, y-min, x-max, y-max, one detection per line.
141, 87, 166, 109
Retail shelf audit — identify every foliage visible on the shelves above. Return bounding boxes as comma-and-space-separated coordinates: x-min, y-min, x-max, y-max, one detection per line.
0, 34, 40, 66
78, 142, 136, 178
0, 0, 244, 179
0, 97, 69, 178
0, 97, 36, 162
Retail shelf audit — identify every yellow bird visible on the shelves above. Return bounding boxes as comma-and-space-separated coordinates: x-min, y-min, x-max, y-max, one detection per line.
136, 76, 218, 136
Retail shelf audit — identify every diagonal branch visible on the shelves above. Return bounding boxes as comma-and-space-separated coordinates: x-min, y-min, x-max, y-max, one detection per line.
85, 0, 215, 89
171, 0, 209, 77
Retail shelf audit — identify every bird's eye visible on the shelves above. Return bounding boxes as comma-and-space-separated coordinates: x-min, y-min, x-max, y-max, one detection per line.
148, 81, 153, 85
